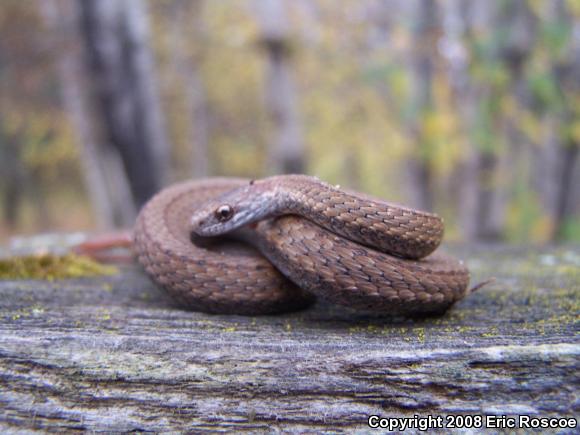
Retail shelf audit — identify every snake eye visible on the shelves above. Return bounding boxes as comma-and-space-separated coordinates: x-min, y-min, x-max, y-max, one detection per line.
215, 204, 234, 222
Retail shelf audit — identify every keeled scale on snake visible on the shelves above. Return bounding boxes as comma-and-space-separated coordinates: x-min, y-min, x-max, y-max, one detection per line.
134, 175, 474, 315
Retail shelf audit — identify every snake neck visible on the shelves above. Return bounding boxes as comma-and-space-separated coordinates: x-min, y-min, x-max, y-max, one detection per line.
255, 175, 444, 259
256, 175, 331, 207
233, 175, 322, 217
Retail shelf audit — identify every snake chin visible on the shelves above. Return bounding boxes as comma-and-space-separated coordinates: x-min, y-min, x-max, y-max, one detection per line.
190, 216, 226, 237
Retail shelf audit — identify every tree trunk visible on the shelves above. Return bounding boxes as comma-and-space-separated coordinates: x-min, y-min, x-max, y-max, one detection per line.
442, 0, 478, 241
554, 141, 579, 240
406, 0, 438, 212
40, 0, 123, 230
474, 153, 506, 240
0, 136, 24, 230
449, 0, 532, 241
257, 0, 305, 175
124, 0, 172, 186
542, 0, 580, 240
170, 0, 210, 179
78, 0, 171, 209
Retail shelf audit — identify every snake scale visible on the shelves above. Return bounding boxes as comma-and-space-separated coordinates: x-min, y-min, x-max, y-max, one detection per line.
134, 175, 473, 315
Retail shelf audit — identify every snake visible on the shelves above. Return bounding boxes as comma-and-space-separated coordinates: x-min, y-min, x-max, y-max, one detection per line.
133, 175, 475, 315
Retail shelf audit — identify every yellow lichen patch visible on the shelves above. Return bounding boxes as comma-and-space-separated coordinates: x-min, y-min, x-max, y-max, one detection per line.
416, 327, 426, 343
482, 326, 499, 338
0, 254, 118, 280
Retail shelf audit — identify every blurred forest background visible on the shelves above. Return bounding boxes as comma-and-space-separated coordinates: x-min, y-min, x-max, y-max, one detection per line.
0, 0, 579, 244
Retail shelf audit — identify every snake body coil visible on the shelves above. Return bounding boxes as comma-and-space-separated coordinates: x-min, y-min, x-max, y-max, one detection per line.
134, 176, 471, 315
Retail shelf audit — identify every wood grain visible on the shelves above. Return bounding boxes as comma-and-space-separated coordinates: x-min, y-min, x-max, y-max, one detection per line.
0, 244, 578, 432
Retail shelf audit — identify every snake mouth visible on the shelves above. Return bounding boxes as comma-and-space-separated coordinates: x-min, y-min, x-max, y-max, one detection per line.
190, 215, 230, 237
190, 213, 210, 235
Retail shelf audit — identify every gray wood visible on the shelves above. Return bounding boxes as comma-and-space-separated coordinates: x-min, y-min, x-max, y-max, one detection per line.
0, 244, 578, 432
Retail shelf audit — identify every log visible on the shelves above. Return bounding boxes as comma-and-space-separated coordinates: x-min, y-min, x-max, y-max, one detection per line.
0, 244, 578, 432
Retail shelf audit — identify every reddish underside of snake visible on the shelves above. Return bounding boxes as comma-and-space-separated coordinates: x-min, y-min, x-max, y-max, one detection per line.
133, 177, 472, 315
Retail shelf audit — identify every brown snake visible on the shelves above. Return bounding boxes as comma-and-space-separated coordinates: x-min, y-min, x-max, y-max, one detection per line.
134, 175, 474, 315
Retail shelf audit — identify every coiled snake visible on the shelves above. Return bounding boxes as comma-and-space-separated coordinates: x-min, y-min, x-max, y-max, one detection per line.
134, 175, 475, 315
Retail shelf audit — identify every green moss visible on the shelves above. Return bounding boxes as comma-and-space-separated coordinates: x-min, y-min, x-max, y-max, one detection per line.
0, 254, 118, 280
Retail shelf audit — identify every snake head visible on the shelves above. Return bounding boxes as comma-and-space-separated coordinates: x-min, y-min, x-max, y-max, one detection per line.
190, 180, 284, 237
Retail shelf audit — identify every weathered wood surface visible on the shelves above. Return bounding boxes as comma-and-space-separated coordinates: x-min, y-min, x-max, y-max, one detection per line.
0, 244, 578, 432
